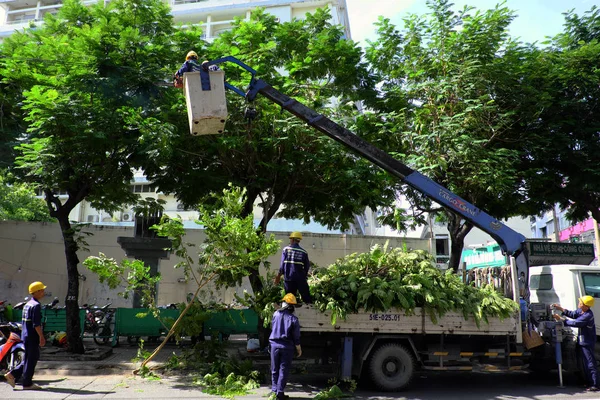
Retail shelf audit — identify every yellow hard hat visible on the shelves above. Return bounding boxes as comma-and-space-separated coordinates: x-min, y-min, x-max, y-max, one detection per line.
289, 231, 302, 240
186, 51, 198, 60
29, 281, 47, 294
580, 295, 595, 307
282, 293, 297, 305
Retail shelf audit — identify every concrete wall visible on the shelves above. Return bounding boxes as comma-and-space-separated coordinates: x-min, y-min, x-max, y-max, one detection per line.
0, 221, 428, 307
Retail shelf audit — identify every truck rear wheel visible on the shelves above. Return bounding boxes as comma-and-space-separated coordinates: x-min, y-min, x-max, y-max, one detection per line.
368, 343, 415, 391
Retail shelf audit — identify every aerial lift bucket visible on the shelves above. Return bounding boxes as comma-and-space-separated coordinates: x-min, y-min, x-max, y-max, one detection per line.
183, 70, 227, 135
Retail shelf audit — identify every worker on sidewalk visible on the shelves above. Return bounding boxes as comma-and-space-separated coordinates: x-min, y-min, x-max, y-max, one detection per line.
274, 232, 312, 304
173, 50, 219, 88
4, 281, 47, 391
552, 296, 598, 392
269, 293, 301, 400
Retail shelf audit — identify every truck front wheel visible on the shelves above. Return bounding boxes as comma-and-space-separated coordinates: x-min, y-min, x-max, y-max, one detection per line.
368, 343, 415, 391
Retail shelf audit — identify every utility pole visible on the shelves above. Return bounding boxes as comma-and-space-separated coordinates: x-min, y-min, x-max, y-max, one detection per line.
593, 218, 600, 262
552, 205, 560, 242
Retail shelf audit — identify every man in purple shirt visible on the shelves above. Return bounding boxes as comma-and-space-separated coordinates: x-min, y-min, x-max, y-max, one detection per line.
4, 281, 47, 390
553, 295, 598, 392
269, 293, 301, 400
275, 232, 312, 303
173, 50, 219, 88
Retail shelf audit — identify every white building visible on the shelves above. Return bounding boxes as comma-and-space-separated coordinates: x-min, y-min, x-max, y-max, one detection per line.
0, 0, 350, 41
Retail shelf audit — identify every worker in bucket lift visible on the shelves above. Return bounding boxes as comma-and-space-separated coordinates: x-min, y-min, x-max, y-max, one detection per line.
173, 50, 219, 88
552, 296, 598, 392
269, 293, 301, 400
275, 231, 312, 304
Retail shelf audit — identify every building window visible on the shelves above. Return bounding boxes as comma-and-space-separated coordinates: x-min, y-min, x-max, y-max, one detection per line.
530, 274, 553, 290
435, 237, 449, 256
582, 273, 600, 298
130, 184, 155, 193
35, 188, 67, 196
540, 226, 547, 238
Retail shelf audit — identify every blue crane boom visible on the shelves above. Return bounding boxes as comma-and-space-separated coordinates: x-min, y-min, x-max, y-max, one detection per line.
201, 56, 529, 275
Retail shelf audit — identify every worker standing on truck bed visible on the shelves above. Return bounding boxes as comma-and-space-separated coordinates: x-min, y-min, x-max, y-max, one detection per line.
269, 294, 301, 400
173, 50, 219, 88
552, 296, 598, 392
275, 232, 312, 304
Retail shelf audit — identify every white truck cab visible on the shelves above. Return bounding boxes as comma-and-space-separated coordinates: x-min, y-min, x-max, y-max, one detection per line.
529, 264, 600, 335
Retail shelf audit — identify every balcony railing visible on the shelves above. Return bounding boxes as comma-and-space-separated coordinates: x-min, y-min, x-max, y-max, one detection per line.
172, 0, 210, 4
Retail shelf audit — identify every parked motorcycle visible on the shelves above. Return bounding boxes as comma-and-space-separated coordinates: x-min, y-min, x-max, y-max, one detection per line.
81, 302, 100, 335
44, 297, 60, 310
0, 301, 6, 323
81, 302, 114, 345
93, 304, 115, 346
0, 323, 25, 373
13, 297, 29, 310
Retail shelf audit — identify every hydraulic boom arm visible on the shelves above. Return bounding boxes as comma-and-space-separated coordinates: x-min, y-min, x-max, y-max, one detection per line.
204, 56, 527, 261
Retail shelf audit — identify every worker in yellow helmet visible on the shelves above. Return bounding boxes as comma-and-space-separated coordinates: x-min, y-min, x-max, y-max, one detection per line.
173, 50, 219, 88
274, 232, 312, 304
4, 281, 47, 390
269, 293, 301, 400
552, 295, 598, 391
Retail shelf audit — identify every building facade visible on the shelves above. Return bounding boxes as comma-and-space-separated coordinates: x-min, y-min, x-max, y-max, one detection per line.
0, 0, 350, 41
0, 221, 428, 306
530, 205, 599, 261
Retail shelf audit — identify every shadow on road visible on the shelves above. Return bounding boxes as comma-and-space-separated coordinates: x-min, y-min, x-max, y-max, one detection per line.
352, 371, 588, 400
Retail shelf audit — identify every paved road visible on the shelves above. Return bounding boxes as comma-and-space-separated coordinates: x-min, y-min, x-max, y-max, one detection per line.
1, 339, 598, 399
2, 370, 599, 399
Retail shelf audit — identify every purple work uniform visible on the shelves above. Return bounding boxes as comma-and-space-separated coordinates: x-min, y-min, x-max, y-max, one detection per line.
563, 308, 598, 388
175, 60, 219, 79
10, 298, 42, 387
279, 243, 312, 303
269, 308, 301, 398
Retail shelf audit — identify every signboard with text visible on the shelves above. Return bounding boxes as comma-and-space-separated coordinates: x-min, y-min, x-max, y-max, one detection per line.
527, 242, 595, 266
462, 244, 507, 270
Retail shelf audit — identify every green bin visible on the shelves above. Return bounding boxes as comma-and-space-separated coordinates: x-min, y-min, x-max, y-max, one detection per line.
115, 308, 180, 338
204, 309, 258, 336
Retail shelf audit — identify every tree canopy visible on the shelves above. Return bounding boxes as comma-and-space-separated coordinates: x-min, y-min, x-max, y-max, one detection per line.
516, 6, 600, 224
142, 8, 395, 232
361, 0, 539, 270
0, 0, 199, 352
0, 171, 53, 221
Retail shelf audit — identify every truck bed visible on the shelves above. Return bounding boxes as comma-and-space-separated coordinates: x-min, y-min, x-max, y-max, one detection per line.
295, 306, 518, 336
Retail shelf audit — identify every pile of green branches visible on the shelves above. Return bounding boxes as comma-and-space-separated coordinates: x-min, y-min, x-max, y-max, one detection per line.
309, 244, 518, 326
163, 338, 262, 399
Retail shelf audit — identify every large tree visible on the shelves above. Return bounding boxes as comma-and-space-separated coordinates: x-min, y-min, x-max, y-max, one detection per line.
0, 0, 196, 352
362, 0, 539, 271
516, 7, 600, 225
142, 9, 397, 293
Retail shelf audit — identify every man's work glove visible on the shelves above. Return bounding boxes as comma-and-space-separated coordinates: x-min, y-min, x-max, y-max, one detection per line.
173, 76, 183, 88
296, 345, 302, 358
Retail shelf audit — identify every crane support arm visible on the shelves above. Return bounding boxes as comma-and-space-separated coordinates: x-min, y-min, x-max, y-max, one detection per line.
204, 57, 527, 258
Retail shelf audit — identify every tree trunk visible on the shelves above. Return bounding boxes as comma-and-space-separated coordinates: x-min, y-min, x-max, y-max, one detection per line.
243, 191, 285, 348
446, 212, 473, 273
57, 215, 85, 354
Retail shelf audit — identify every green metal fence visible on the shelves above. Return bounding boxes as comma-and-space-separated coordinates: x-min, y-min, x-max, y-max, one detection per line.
10, 307, 259, 345
114, 308, 180, 338
9, 308, 85, 335
204, 309, 258, 336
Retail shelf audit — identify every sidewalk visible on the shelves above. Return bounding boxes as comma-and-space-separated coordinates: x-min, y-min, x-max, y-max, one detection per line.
3, 338, 332, 399
36, 337, 217, 376
5, 341, 600, 400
